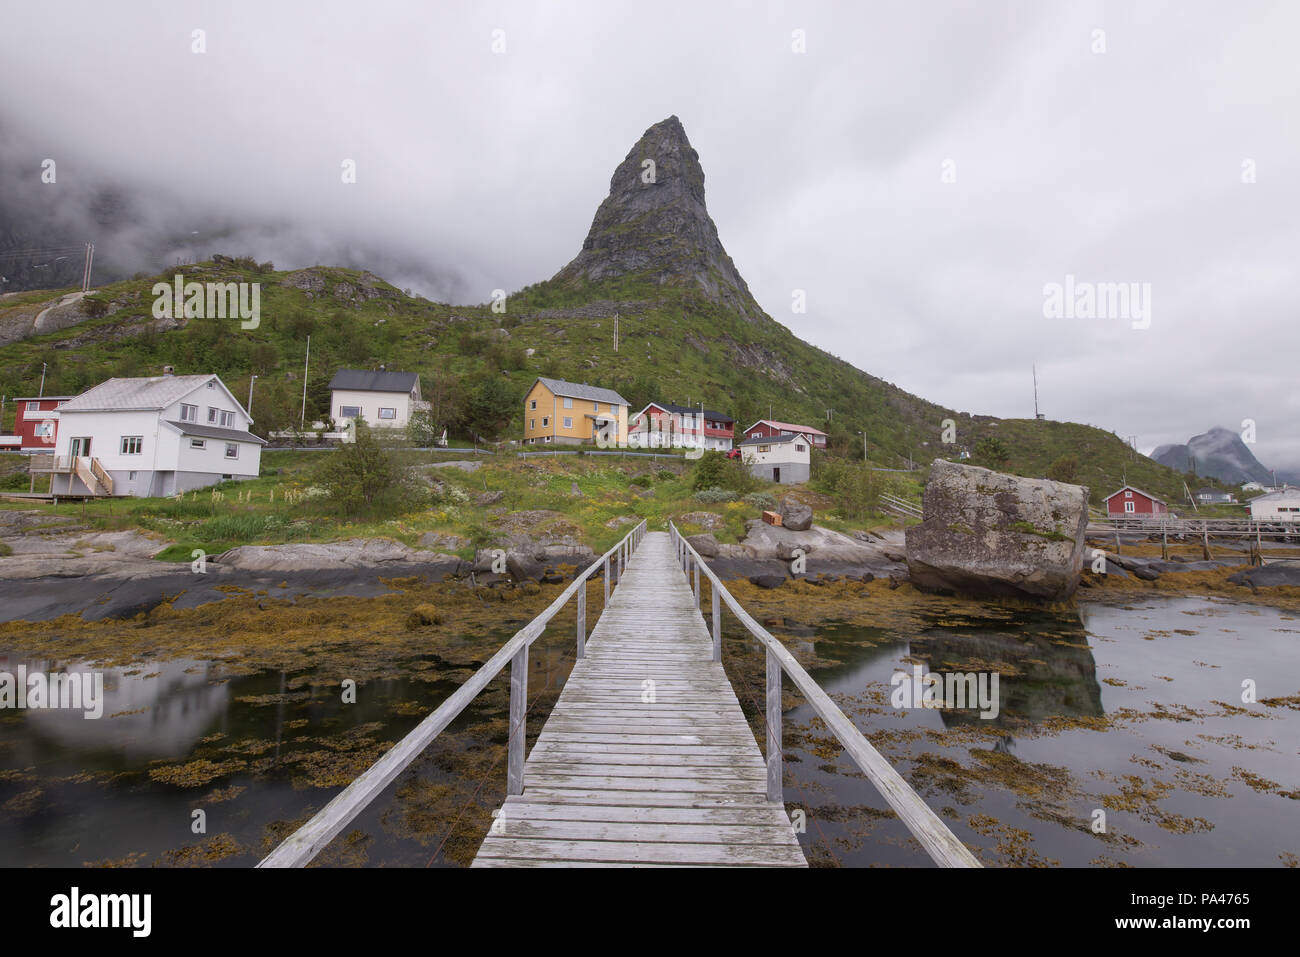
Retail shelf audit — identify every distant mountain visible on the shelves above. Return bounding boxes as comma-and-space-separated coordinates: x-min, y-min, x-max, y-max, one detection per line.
1151, 427, 1276, 486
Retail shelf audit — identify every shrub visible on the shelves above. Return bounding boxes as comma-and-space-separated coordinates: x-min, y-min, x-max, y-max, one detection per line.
695, 486, 738, 503
691, 451, 758, 493
743, 491, 777, 510
314, 421, 406, 516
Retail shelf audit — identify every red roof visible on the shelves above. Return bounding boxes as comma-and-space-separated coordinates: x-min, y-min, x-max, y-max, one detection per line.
749, 419, 828, 438
1103, 485, 1166, 505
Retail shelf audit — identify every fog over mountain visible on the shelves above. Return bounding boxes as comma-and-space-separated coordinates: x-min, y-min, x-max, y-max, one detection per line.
2, 1, 1297, 471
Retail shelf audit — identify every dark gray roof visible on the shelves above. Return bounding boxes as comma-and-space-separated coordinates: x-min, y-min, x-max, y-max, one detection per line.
164, 420, 267, 445
536, 377, 629, 407
329, 369, 419, 394
738, 432, 807, 447
642, 402, 734, 423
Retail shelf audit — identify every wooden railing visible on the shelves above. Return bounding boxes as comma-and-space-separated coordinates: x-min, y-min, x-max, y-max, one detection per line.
258, 518, 648, 868
28, 454, 72, 473
89, 457, 113, 495
669, 522, 981, 868
880, 491, 922, 520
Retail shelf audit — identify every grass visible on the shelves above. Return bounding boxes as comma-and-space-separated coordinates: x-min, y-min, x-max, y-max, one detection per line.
0, 448, 905, 556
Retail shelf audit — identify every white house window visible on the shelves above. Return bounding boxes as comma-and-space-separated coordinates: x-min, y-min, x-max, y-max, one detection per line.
563, 417, 573, 429
529, 418, 535, 430
219, 410, 235, 427
1125, 501, 1135, 513
1125, 490, 1132, 498
25, 401, 39, 412
224, 444, 239, 459
563, 397, 573, 409
121, 436, 143, 454
208, 407, 218, 423
759, 444, 771, 453
796, 444, 806, 452
529, 399, 537, 410
128, 471, 136, 481
190, 439, 206, 449
339, 406, 361, 418
542, 417, 549, 427
180, 403, 198, 422
378, 407, 396, 420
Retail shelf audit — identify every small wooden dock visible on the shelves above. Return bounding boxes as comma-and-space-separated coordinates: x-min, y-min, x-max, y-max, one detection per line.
472, 532, 805, 867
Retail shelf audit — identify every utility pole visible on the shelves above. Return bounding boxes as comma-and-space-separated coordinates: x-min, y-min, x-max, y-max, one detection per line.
613, 315, 619, 353
857, 430, 867, 462
299, 336, 310, 427
81, 242, 95, 292
247, 375, 258, 416
38, 362, 47, 398
1033, 364, 1040, 419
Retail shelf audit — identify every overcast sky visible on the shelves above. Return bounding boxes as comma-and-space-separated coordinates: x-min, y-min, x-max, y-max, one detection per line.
2, 1, 1297, 468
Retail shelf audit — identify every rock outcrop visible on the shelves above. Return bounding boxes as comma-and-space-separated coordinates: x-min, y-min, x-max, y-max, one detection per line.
551, 116, 765, 321
905, 460, 1089, 601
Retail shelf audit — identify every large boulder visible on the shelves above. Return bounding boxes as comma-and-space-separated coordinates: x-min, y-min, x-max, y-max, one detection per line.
686, 533, 720, 557
779, 496, 813, 531
904, 460, 1089, 601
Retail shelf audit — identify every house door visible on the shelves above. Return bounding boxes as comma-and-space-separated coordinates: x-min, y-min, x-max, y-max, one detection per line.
773, 467, 781, 483
70, 437, 91, 457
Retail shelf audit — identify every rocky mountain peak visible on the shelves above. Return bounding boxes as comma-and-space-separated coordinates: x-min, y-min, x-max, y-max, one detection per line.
552, 116, 763, 320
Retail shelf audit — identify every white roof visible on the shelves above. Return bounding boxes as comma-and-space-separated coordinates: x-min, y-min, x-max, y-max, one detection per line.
59, 375, 216, 412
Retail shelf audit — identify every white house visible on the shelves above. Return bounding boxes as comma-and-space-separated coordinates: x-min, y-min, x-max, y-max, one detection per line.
33, 373, 264, 498
1248, 486, 1300, 522
738, 432, 812, 485
329, 368, 425, 431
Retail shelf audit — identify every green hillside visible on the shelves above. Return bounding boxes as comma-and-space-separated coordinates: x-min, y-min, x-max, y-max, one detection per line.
0, 256, 1193, 506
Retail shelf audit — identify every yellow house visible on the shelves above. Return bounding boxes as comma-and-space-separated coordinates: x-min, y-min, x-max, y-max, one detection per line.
523, 377, 630, 446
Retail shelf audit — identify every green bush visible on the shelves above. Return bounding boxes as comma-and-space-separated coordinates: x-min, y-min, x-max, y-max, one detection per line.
695, 486, 737, 503
691, 451, 758, 493
314, 421, 407, 516
743, 491, 777, 510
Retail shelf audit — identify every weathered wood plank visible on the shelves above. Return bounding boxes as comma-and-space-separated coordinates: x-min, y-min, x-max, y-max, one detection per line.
474, 531, 806, 868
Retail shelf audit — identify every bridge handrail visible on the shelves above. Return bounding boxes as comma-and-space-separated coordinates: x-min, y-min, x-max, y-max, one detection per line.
258, 518, 648, 868
669, 521, 980, 868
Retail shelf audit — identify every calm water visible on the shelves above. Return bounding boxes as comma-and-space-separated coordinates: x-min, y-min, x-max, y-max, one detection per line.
1, 596, 1296, 867
768, 596, 1300, 867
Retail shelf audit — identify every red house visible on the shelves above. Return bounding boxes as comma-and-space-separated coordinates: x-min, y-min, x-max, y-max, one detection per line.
1104, 485, 1169, 518
12, 396, 73, 451
630, 402, 735, 451
742, 419, 828, 449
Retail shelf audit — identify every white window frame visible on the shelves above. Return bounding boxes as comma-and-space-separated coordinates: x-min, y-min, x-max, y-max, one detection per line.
224, 443, 239, 459
563, 416, 573, 429
208, 407, 218, 423
180, 403, 198, 422
563, 397, 573, 409
1124, 501, 1135, 514
190, 438, 206, 450
219, 410, 235, 427
378, 407, 396, 420
25, 401, 39, 412
529, 399, 537, 410
339, 405, 361, 419
120, 435, 143, 455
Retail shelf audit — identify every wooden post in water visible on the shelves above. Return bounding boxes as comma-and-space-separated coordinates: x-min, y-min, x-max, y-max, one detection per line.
766, 647, 783, 804
1162, 521, 1169, 560
507, 645, 528, 795
711, 583, 721, 663
576, 584, 586, 659
1202, 520, 1212, 561
1114, 528, 1121, 555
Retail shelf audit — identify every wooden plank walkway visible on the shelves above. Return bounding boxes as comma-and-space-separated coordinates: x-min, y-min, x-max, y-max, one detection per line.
472, 531, 806, 867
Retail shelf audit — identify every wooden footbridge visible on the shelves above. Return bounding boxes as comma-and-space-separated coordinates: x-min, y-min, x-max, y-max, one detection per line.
260, 523, 979, 869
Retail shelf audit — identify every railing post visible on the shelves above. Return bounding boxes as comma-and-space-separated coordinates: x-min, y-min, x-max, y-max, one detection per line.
604, 554, 610, 601
693, 557, 700, 608
507, 645, 528, 796
576, 583, 586, 660
711, 581, 721, 662
765, 646, 782, 804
